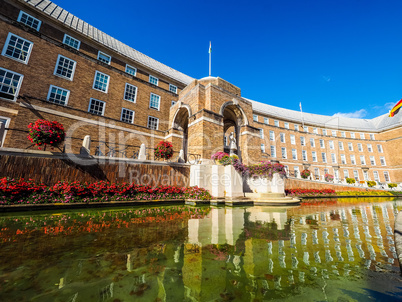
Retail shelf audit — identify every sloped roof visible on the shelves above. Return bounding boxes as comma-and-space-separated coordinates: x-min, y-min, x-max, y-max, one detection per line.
249, 99, 402, 132
22, 0, 194, 85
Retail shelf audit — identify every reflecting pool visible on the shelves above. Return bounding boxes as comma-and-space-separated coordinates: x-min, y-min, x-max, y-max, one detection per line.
1, 199, 402, 301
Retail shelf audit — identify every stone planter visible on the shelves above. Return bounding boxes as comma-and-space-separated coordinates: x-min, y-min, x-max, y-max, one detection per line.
247, 173, 285, 194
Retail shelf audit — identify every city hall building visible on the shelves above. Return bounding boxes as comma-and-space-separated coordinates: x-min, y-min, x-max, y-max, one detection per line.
0, 0, 401, 183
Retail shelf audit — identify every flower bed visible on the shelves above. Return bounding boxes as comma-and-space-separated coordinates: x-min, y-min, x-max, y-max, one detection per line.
0, 178, 212, 205
285, 188, 336, 197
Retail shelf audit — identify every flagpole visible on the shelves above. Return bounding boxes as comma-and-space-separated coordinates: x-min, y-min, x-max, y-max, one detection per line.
209, 41, 211, 76
299, 102, 305, 129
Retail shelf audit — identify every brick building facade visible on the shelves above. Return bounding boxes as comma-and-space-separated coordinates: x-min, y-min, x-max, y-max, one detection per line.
0, 0, 401, 183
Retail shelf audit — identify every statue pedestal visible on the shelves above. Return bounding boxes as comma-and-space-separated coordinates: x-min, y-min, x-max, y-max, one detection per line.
246, 173, 285, 194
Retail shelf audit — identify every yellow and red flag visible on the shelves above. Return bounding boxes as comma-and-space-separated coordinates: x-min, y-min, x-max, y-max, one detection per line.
389, 99, 402, 117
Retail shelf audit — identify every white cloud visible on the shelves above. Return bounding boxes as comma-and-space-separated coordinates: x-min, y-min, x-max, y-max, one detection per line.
333, 109, 367, 118
321, 75, 331, 82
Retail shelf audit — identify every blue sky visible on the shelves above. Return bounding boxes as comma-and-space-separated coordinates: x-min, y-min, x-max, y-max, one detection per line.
55, 0, 402, 119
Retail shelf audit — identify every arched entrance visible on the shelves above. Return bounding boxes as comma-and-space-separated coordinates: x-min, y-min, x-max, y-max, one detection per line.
220, 101, 248, 160
172, 106, 190, 161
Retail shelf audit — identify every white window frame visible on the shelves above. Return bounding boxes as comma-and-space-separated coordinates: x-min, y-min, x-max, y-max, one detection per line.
47, 85, 70, 106
294, 124, 299, 131
360, 155, 366, 165
149, 75, 159, 86
348, 142, 353, 151
269, 130, 275, 141
125, 64, 137, 76
149, 93, 161, 110
340, 131, 346, 138
274, 120, 279, 127
360, 133, 365, 139
18, 11, 41, 31
120, 108, 135, 124
373, 171, 379, 182
312, 151, 317, 162
284, 122, 289, 129
339, 141, 344, 150
350, 155, 356, 165
54, 54, 77, 81
281, 147, 287, 159
264, 117, 269, 125
123, 83, 138, 103
321, 152, 327, 163
370, 156, 376, 166
329, 140, 334, 149
92, 71, 110, 93
171, 100, 176, 107
350, 132, 355, 138
290, 134, 295, 145
97, 51, 111, 65
294, 166, 300, 177
319, 139, 324, 148
304, 126, 309, 132
343, 169, 349, 179
380, 157, 386, 166
302, 150, 307, 161
340, 154, 346, 164
357, 143, 363, 152
353, 170, 359, 180
2, 33, 33, 64
270, 146, 276, 158
370, 133, 375, 140
169, 84, 178, 94
331, 153, 336, 163
253, 114, 258, 122
322, 129, 327, 136
261, 144, 265, 152
313, 127, 318, 134
331, 130, 337, 136
0, 116, 11, 147
147, 116, 159, 130
63, 34, 80, 50
367, 144, 373, 152
300, 136, 305, 146
280, 133, 285, 143
88, 98, 106, 116
259, 128, 264, 139
377, 144, 383, 153
384, 171, 390, 182
0, 67, 24, 102
292, 148, 297, 160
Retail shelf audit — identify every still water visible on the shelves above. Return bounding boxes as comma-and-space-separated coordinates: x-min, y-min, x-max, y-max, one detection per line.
0, 198, 402, 301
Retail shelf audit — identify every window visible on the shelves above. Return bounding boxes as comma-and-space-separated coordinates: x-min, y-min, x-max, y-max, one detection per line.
125, 64, 137, 76
312, 151, 317, 162
324, 168, 329, 175
171, 101, 176, 107
302, 150, 307, 161
294, 124, 299, 131
332, 130, 337, 137
294, 166, 300, 177
54, 55, 77, 80
348, 142, 353, 151
344, 170, 349, 179
284, 122, 289, 129
367, 144, 373, 152
88, 98, 105, 116
270, 146, 276, 158
370, 156, 376, 165
63, 34, 80, 50
380, 157, 386, 166
290, 134, 295, 144
0, 117, 10, 147
300, 136, 305, 146
340, 131, 346, 138
281, 147, 287, 159
0, 68, 23, 101
319, 139, 324, 148
377, 144, 383, 153
370, 133, 375, 140
350, 132, 355, 138
357, 143, 363, 152
121, 108, 134, 124
360, 155, 366, 165
47, 85, 69, 105
331, 153, 336, 163
313, 127, 318, 134
274, 120, 279, 127
304, 126, 309, 132
149, 93, 161, 110
147, 116, 159, 130
353, 170, 359, 180
93, 71, 110, 92
339, 141, 344, 150
373, 171, 379, 182
363, 170, 369, 180
224, 136, 228, 147
308, 138, 314, 147
97, 51, 111, 64
350, 155, 356, 165
149, 75, 158, 86
253, 115, 258, 122
329, 140, 334, 149
264, 117, 269, 125
18, 11, 41, 31
292, 148, 297, 160
261, 144, 265, 152
360, 133, 365, 140
384, 171, 390, 182
322, 129, 327, 136
269, 131, 275, 141
169, 84, 178, 94
259, 128, 264, 139
280, 133, 285, 143
314, 168, 320, 178
2, 33, 33, 64
321, 152, 327, 163
124, 83, 137, 102
340, 154, 346, 164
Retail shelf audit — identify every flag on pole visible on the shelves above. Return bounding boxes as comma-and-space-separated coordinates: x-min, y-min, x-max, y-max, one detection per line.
389, 99, 402, 117
209, 41, 212, 54
299, 102, 302, 112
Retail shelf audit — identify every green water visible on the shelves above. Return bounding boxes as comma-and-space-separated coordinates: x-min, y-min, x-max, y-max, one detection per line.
0, 199, 402, 301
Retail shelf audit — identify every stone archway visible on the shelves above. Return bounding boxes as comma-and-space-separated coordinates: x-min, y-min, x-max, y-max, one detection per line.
172, 106, 191, 161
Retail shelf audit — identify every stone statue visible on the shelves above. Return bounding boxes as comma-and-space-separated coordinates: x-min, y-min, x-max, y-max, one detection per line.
229, 132, 237, 155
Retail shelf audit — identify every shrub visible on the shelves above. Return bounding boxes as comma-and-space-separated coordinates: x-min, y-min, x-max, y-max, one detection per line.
346, 178, 356, 184
27, 119, 65, 149
366, 181, 376, 187
388, 183, 398, 189
301, 170, 311, 179
154, 141, 174, 160
324, 174, 334, 182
